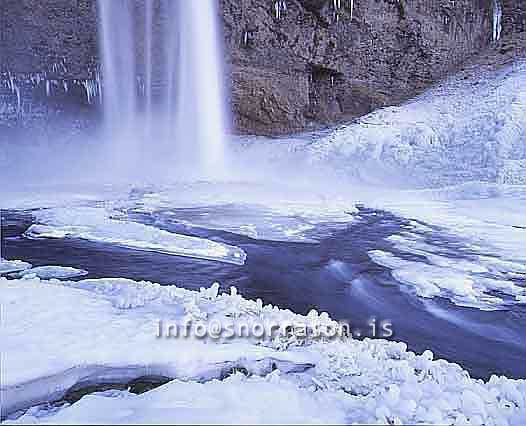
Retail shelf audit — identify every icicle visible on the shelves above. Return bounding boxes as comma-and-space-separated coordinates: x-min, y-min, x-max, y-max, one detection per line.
333, 0, 342, 23
96, 71, 103, 105
274, 0, 286, 20
82, 80, 97, 105
9, 73, 15, 92
350, 0, 354, 20
492, 0, 502, 42
46, 80, 51, 97
14, 85, 21, 113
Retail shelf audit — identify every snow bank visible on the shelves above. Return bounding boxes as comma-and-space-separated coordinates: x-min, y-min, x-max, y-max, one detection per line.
310, 61, 526, 188
2, 277, 525, 425
25, 207, 246, 265
0, 277, 314, 417
7, 373, 348, 425
374, 184, 526, 266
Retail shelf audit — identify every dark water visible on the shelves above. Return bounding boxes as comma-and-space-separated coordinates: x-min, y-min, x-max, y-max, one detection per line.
2, 207, 526, 380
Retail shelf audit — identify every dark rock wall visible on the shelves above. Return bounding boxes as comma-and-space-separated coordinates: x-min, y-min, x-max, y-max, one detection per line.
502, 0, 526, 37
225, 0, 494, 133
0, 0, 507, 134
0, 0, 98, 77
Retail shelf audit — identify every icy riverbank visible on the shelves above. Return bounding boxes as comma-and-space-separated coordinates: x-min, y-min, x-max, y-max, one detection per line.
1, 276, 525, 424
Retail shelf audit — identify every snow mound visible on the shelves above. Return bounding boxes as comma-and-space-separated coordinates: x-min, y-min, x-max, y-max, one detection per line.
10, 266, 88, 280
24, 207, 247, 265
2, 277, 525, 425
7, 373, 348, 425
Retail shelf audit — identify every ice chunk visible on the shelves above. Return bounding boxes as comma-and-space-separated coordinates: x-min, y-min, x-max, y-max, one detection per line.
368, 250, 526, 310
25, 207, 246, 266
10, 266, 88, 280
0, 259, 32, 275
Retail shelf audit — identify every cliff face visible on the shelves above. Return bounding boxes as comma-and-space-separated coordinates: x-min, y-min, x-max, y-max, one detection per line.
0, 0, 505, 135
225, 0, 494, 133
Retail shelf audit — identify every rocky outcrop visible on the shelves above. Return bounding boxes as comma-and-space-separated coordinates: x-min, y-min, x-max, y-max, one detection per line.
224, 0, 494, 133
0, 0, 512, 135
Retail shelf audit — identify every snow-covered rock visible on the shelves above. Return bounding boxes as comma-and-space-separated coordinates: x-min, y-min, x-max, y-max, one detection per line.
310, 61, 526, 188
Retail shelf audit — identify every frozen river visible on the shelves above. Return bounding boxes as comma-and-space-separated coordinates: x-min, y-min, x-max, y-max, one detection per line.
3, 205, 526, 380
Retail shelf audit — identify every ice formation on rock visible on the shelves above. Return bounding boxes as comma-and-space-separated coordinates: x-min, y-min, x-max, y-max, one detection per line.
493, 0, 503, 42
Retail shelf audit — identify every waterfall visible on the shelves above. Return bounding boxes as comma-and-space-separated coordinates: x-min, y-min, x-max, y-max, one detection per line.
97, 0, 228, 179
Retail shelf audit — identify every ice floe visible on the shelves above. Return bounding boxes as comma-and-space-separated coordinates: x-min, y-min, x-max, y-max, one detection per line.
24, 207, 246, 265
124, 182, 356, 243
9, 266, 88, 280
369, 249, 526, 310
0, 259, 32, 275
1, 277, 525, 424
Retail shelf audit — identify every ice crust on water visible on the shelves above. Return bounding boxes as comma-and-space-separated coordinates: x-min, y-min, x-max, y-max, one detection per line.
2, 277, 525, 425
24, 207, 246, 265
9, 266, 88, 280
369, 228, 526, 310
0, 259, 32, 275
126, 182, 355, 243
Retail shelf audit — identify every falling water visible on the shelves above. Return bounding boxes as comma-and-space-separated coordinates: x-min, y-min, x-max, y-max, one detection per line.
97, 0, 228, 179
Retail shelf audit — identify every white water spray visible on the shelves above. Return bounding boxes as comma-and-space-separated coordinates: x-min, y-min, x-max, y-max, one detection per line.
97, 0, 229, 179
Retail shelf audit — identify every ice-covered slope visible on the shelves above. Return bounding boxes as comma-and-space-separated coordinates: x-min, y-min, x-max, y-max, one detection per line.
309, 61, 526, 188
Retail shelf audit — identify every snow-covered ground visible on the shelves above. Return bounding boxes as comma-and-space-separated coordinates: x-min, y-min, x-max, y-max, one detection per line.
2, 277, 525, 425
